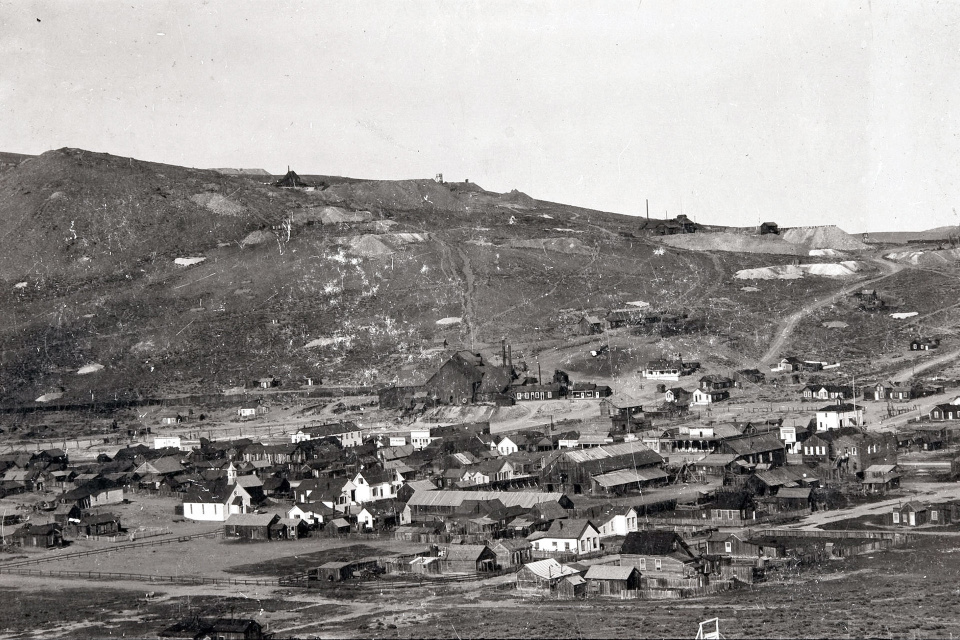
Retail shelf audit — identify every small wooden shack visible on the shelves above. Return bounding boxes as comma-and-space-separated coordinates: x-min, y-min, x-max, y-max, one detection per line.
440, 544, 497, 574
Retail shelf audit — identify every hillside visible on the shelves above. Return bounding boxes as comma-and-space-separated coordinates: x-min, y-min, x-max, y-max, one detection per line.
0, 148, 933, 404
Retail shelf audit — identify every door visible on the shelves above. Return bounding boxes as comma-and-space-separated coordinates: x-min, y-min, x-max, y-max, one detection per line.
909, 512, 916, 526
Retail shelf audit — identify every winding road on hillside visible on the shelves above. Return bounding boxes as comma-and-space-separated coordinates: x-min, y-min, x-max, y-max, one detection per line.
887, 345, 960, 384
756, 257, 905, 368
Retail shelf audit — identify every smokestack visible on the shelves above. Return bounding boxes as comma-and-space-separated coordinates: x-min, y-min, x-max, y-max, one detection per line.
501, 339, 507, 367
646, 199, 649, 220
508, 345, 512, 368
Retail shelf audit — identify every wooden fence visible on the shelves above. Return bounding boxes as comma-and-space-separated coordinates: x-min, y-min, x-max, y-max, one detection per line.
80, 526, 171, 543
751, 528, 913, 544
641, 509, 810, 528
0, 528, 223, 569
278, 569, 497, 591
530, 549, 607, 562
0, 567, 276, 586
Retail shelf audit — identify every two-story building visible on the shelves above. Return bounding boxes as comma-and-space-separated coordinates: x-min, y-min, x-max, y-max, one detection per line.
815, 403, 864, 431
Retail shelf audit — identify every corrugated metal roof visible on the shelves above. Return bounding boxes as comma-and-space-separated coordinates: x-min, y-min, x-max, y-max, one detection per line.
562, 442, 661, 465
522, 558, 580, 580
593, 468, 668, 488
407, 490, 565, 509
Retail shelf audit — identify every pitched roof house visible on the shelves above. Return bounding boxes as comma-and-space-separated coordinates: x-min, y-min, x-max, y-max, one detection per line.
527, 518, 600, 556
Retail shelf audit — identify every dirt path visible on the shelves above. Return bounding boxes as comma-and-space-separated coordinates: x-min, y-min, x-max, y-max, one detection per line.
757, 256, 904, 368
454, 245, 477, 348
784, 481, 960, 530
887, 345, 960, 382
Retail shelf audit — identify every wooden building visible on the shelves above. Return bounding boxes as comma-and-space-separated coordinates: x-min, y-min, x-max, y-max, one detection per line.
224, 513, 280, 541
440, 544, 497, 574
584, 565, 641, 596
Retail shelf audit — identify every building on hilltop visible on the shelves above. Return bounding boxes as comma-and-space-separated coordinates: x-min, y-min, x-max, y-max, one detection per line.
273, 169, 311, 188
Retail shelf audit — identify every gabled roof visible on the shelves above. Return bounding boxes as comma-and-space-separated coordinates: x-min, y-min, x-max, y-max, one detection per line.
592, 467, 668, 488
699, 375, 733, 384
235, 475, 263, 488
443, 544, 493, 561
541, 518, 597, 540
753, 467, 806, 487
621, 531, 695, 560
225, 513, 279, 527
721, 433, 784, 456
817, 403, 863, 413
274, 170, 310, 187
584, 565, 638, 580
693, 454, 738, 467
603, 391, 644, 409
358, 468, 399, 486
865, 464, 897, 473
560, 442, 662, 466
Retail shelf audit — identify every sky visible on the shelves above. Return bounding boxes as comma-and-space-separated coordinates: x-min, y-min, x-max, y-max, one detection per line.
2, 1, 960, 232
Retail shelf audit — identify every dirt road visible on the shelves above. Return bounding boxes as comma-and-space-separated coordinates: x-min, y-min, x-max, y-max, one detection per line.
757, 256, 904, 369
888, 345, 960, 382
784, 481, 960, 530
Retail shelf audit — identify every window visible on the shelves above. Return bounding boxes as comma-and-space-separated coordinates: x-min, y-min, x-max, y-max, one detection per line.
565, 542, 571, 551
724, 541, 732, 553
552, 541, 558, 548
639, 558, 646, 570
655, 559, 662, 571
893, 512, 900, 524
727, 511, 734, 520
932, 510, 939, 522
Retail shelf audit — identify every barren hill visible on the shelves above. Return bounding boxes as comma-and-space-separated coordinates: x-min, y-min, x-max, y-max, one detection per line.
0, 148, 909, 403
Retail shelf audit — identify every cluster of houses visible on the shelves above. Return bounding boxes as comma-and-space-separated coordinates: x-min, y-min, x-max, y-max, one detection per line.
578, 309, 686, 336
378, 345, 612, 412
5, 350, 952, 605
0, 448, 126, 548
